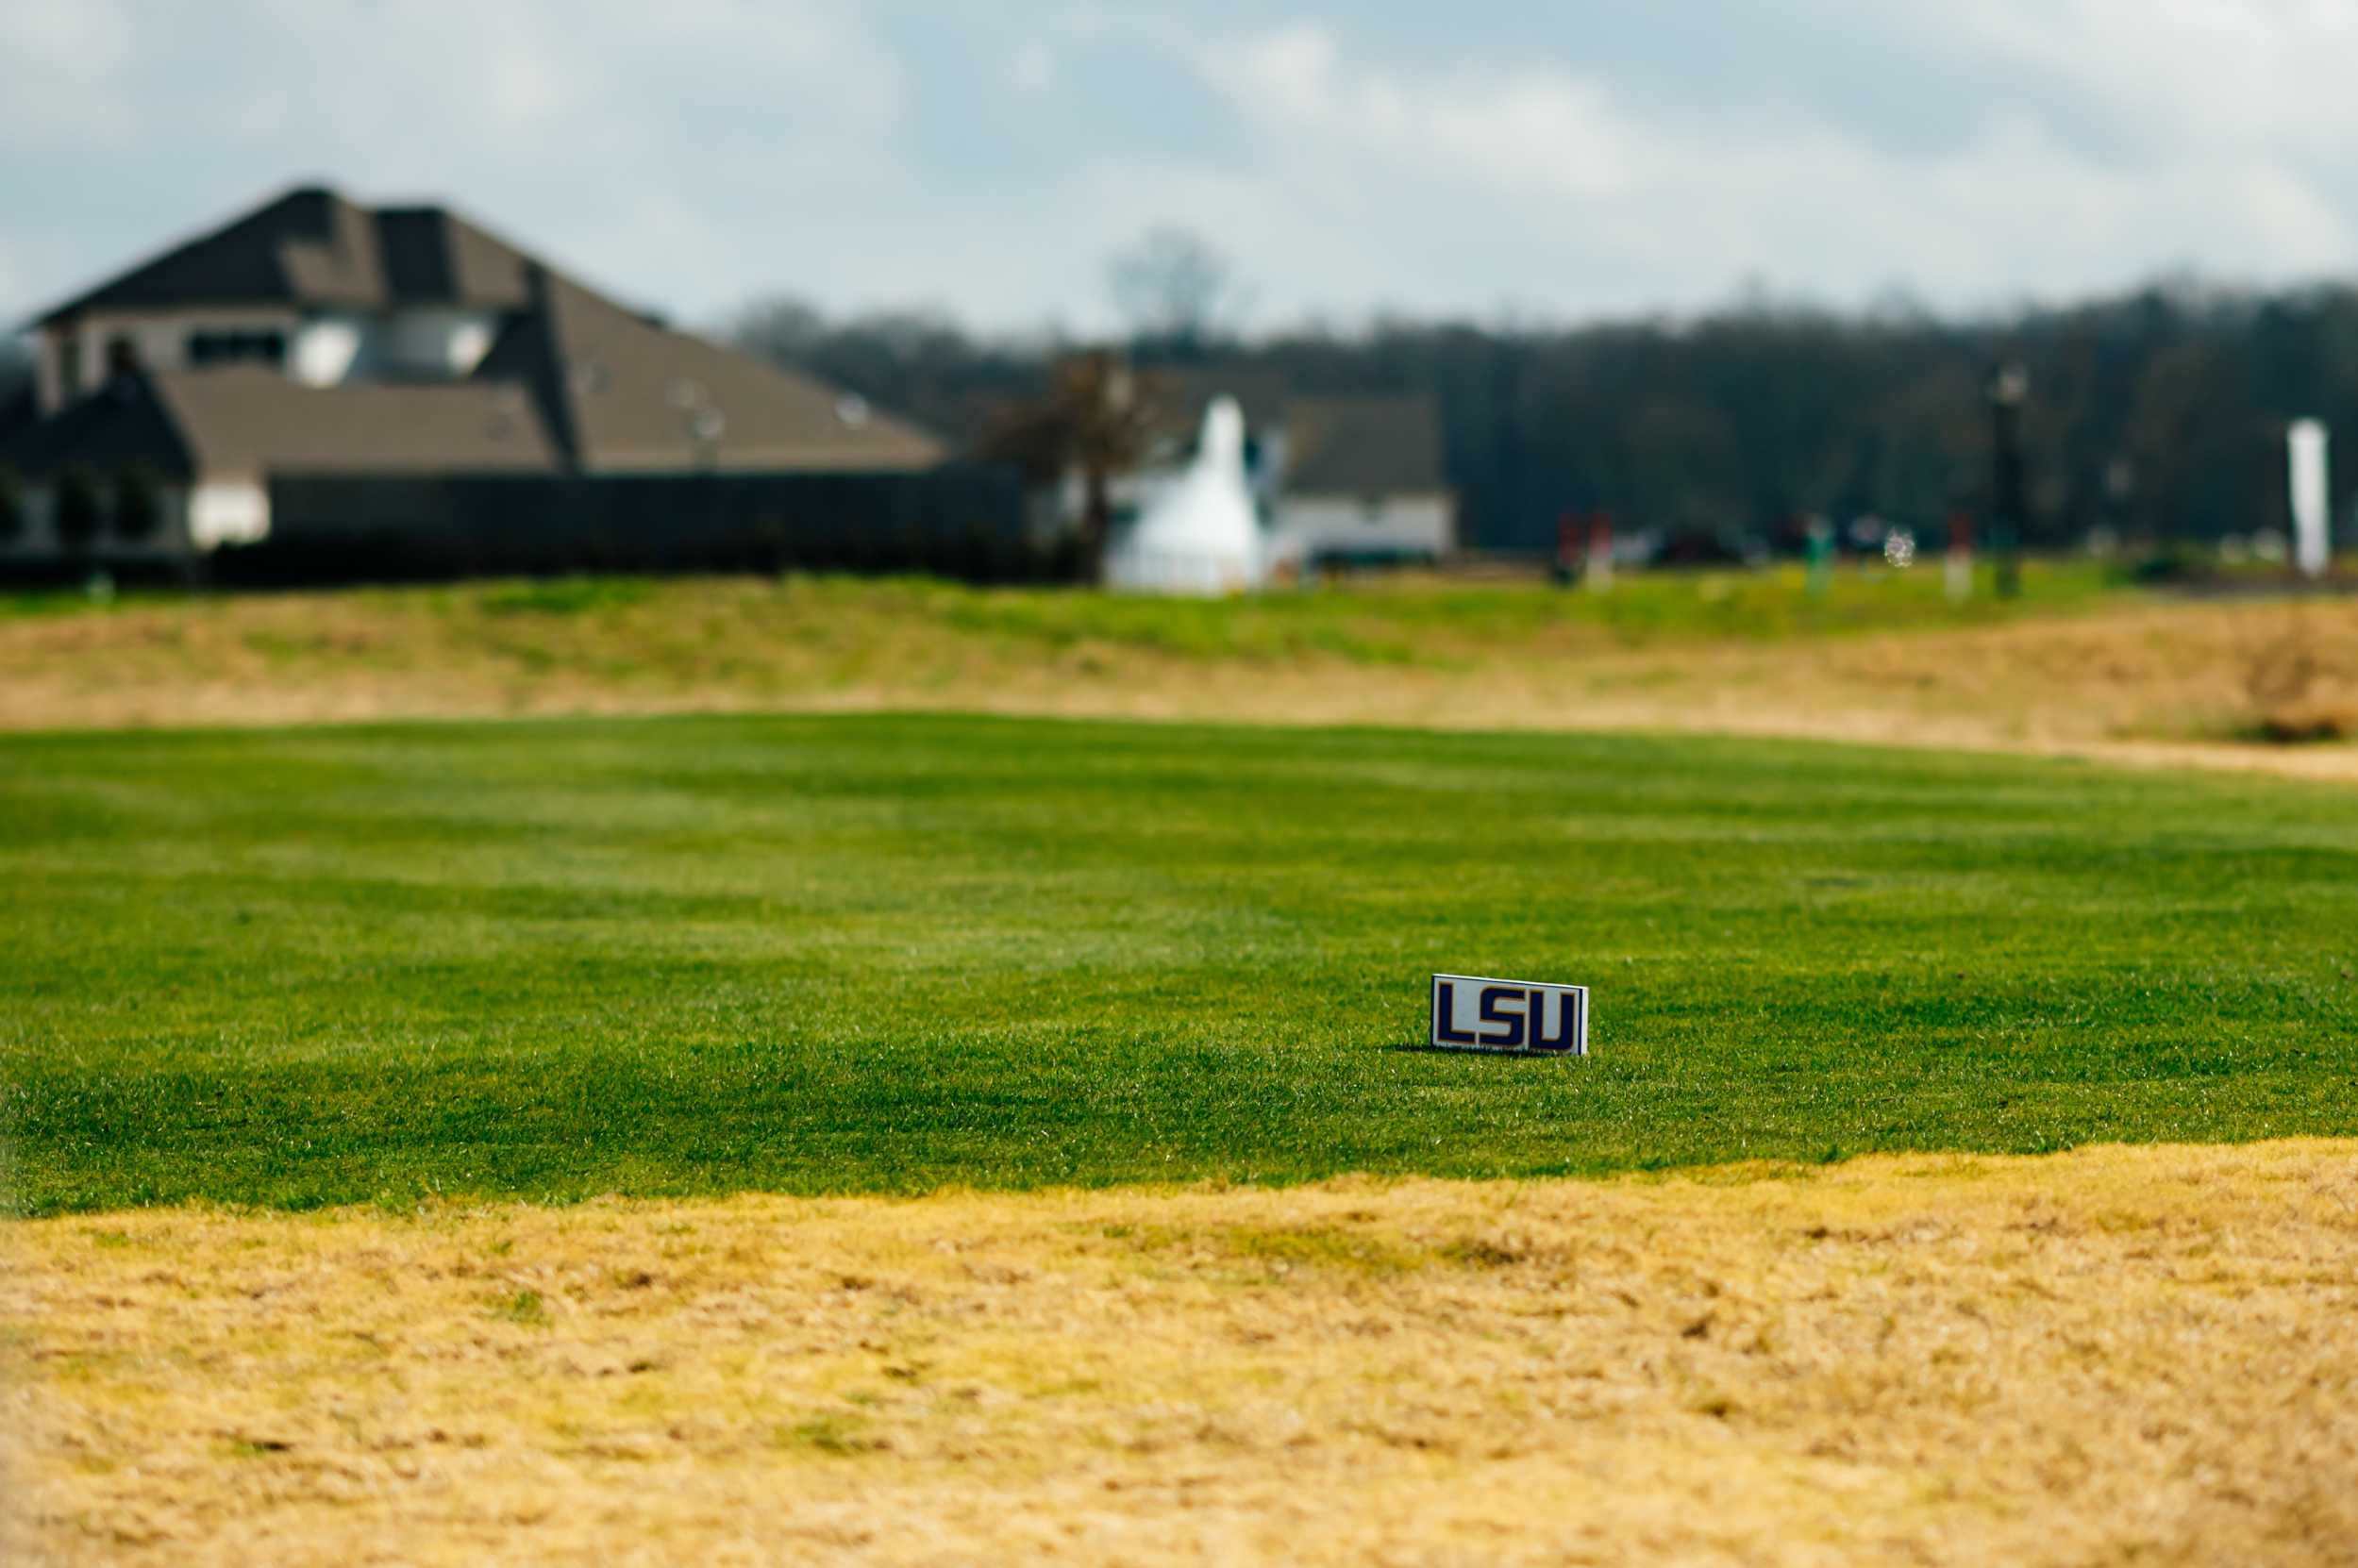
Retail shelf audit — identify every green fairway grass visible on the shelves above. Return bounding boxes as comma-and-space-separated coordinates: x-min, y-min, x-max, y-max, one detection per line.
3, 712, 2353, 1213
5, 556, 2131, 664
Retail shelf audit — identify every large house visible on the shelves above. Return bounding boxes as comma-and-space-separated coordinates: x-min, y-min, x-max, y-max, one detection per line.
1079, 364, 1455, 580
0, 184, 951, 572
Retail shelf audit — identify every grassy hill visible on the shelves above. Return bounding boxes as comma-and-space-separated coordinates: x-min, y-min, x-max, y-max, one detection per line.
7, 710, 2353, 1213
4, 566, 2351, 773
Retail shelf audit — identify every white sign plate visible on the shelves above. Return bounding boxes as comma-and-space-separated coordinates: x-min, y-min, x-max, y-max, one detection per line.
1429, 974, 1588, 1056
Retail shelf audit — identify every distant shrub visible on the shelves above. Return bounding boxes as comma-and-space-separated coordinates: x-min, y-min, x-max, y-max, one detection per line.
2251, 702, 2357, 744
2243, 615, 2357, 744
2121, 542, 2214, 585
54, 465, 102, 553
112, 462, 164, 542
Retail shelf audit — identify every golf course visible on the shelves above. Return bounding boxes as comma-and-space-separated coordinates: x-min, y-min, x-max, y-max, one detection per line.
5, 709, 2357, 1212
5, 570, 2355, 1564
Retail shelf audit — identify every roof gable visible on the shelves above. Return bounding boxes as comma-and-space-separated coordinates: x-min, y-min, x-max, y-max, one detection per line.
32, 187, 332, 324
31, 185, 536, 325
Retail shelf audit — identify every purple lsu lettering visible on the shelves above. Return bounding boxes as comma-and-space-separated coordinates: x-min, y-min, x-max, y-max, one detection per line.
1433, 981, 1579, 1051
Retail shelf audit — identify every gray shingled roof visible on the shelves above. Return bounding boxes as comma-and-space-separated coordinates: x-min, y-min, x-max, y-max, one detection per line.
1281, 395, 1447, 495
0, 366, 563, 481
29, 185, 536, 325
1121, 366, 1447, 497
477, 271, 943, 473
151, 368, 560, 477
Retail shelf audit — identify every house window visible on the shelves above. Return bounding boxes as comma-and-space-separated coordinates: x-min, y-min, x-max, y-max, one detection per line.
188, 328, 288, 369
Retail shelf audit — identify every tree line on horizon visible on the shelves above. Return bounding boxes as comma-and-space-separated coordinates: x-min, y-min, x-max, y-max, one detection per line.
734, 262, 2358, 558
8, 242, 2356, 559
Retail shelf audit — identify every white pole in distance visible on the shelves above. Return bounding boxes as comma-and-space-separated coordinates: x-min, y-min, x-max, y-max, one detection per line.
2289, 419, 2331, 580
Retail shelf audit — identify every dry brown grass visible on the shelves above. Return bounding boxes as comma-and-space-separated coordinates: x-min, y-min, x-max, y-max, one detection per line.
4, 578, 2358, 779
2240, 612, 2358, 744
8, 1140, 2358, 1566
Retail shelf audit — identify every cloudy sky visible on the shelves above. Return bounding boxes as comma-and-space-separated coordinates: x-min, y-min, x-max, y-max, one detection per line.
5, 0, 2356, 337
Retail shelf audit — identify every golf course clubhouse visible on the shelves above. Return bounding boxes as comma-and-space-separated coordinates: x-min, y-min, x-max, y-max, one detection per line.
0, 185, 1024, 580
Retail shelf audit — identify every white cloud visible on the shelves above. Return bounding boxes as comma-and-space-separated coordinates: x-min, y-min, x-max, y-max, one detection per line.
1218, 26, 1631, 202
1012, 42, 1057, 93
1936, 0, 2358, 157
0, 0, 140, 147
1193, 19, 2358, 319
0, 0, 911, 320
6, 2, 2358, 331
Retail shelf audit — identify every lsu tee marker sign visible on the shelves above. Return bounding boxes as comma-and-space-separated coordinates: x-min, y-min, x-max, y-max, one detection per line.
1430, 974, 1588, 1056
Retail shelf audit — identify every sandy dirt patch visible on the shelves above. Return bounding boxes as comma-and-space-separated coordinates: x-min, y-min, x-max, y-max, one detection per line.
8, 1140, 2357, 1565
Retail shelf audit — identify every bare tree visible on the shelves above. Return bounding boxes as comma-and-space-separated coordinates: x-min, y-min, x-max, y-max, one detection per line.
981, 350, 1165, 579
1109, 228, 1234, 350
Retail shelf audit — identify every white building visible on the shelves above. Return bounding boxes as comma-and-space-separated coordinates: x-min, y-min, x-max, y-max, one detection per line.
1104, 396, 1264, 594
1265, 394, 1456, 572
1072, 365, 1455, 583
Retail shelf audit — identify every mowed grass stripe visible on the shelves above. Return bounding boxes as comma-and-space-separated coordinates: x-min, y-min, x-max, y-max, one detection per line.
2, 713, 2354, 1213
